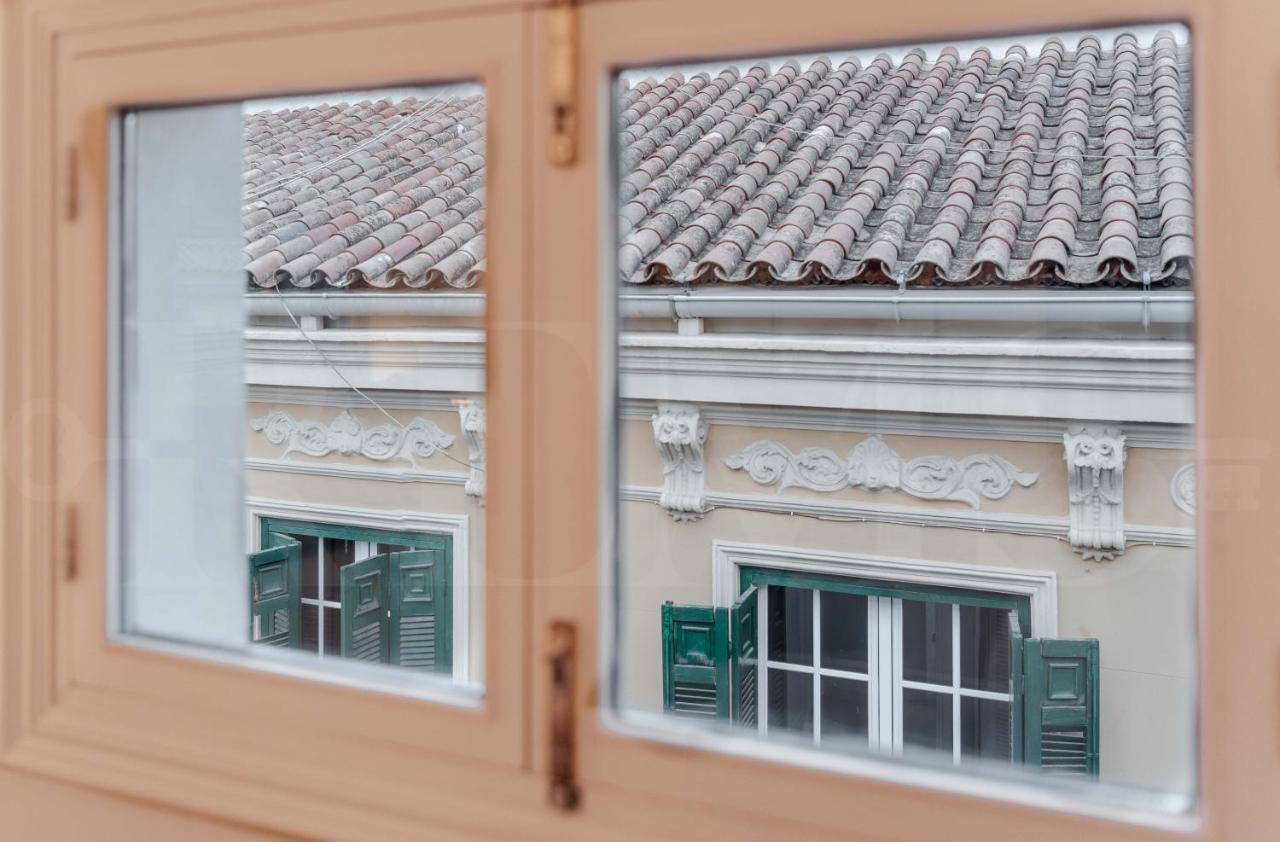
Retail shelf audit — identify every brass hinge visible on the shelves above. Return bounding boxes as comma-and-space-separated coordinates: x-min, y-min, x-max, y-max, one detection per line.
64, 146, 79, 221
63, 504, 79, 582
547, 0, 578, 166
548, 619, 581, 810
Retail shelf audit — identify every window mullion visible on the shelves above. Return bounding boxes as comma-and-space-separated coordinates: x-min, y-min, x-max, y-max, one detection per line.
867, 596, 878, 753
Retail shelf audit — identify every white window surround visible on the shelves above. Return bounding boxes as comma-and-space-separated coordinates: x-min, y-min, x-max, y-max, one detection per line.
711, 541, 1058, 638
246, 497, 474, 684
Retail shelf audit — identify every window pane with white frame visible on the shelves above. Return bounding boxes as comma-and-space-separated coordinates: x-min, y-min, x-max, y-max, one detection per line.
114, 81, 488, 695
612, 23, 1199, 812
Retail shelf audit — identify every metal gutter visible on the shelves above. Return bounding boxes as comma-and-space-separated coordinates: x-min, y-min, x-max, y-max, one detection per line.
245, 289, 1194, 324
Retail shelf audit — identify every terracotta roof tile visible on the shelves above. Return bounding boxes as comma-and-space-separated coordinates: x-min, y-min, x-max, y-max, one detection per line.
242, 31, 1191, 290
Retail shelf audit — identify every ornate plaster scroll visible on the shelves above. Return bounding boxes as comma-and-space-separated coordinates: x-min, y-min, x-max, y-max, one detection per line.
723, 434, 1038, 510
458, 400, 486, 501
251, 409, 455, 470
1063, 426, 1127, 561
652, 402, 709, 521
1170, 463, 1195, 516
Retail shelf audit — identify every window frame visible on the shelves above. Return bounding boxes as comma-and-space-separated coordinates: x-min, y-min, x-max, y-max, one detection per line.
741, 566, 1029, 764
2, 0, 1278, 838
2, 3, 538, 838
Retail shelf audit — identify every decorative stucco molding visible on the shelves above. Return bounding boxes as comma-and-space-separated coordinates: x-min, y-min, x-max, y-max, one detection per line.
1170, 463, 1196, 515
1063, 426, 1127, 561
722, 435, 1038, 510
652, 402, 709, 521
458, 400, 486, 501
251, 409, 455, 469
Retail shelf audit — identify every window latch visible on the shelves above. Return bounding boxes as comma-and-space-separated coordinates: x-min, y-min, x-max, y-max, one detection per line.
546, 0, 578, 166
548, 619, 580, 810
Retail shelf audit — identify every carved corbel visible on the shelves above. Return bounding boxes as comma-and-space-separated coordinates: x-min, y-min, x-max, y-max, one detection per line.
1063, 426, 1127, 560
458, 400, 486, 501
652, 402, 709, 522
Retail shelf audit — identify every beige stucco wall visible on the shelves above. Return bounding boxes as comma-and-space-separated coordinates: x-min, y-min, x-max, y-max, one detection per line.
619, 418, 1196, 795
245, 402, 485, 682
244, 401, 1197, 794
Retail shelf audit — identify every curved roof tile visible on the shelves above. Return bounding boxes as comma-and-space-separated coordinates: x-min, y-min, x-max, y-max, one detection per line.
242, 31, 1191, 289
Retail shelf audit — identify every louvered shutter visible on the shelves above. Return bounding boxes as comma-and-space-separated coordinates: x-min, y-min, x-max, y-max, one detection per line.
661, 602, 729, 719
389, 549, 451, 673
1018, 637, 1100, 777
730, 586, 759, 727
248, 533, 301, 648
339, 553, 391, 664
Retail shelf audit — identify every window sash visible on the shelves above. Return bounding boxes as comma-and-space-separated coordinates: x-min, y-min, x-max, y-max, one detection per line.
756, 582, 1018, 765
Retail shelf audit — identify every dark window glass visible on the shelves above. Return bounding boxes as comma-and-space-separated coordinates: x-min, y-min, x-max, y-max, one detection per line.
820, 677, 868, 747
324, 537, 356, 603
820, 591, 868, 673
767, 669, 813, 735
902, 688, 952, 759
959, 605, 1012, 693
296, 534, 320, 600
960, 697, 1012, 762
299, 603, 320, 654
378, 543, 411, 554
902, 600, 952, 686
323, 606, 341, 657
767, 586, 813, 665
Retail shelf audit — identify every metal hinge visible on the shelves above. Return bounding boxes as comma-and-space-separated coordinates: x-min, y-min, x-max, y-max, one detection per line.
64, 146, 79, 221
548, 619, 580, 810
63, 504, 79, 581
547, 0, 578, 166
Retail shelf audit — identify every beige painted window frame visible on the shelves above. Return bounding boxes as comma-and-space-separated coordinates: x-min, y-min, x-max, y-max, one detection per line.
2, 0, 1280, 838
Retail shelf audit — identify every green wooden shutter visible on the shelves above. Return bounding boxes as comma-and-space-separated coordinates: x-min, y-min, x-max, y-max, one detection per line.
389, 549, 452, 673
730, 586, 759, 727
1018, 637, 1100, 777
339, 553, 391, 663
248, 533, 301, 648
661, 602, 729, 719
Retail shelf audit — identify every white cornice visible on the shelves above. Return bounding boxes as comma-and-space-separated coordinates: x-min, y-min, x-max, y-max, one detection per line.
245, 329, 1194, 423
619, 399, 1192, 450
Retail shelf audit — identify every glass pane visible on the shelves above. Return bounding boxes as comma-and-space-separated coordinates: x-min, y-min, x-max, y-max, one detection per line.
378, 543, 411, 554
300, 603, 320, 654
959, 606, 1011, 693
767, 670, 813, 736
960, 697, 1012, 762
324, 538, 356, 603
767, 586, 813, 665
322, 607, 341, 657
902, 688, 953, 759
297, 534, 320, 600
609, 24, 1199, 810
902, 600, 952, 686
820, 591, 867, 673
820, 677, 868, 747
114, 81, 487, 697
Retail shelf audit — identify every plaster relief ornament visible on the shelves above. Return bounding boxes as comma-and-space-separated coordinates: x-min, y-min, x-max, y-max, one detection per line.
458, 401, 486, 500
251, 409, 456, 469
1063, 426, 1127, 561
652, 403, 710, 521
1170, 463, 1195, 516
723, 434, 1038, 510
